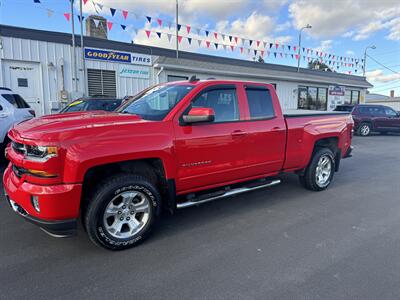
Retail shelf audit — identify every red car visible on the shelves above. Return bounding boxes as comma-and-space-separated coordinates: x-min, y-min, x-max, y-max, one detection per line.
3, 79, 354, 250
351, 104, 400, 136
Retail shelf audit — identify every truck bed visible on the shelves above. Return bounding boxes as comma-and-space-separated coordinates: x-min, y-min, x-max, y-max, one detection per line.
283, 109, 350, 118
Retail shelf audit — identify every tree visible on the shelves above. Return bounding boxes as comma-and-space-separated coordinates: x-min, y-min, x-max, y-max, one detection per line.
308, 59, 332, 72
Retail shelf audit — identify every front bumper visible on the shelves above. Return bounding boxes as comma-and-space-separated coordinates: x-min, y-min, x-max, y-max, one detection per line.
344, 145, 354, 158
3, 164, 81, 237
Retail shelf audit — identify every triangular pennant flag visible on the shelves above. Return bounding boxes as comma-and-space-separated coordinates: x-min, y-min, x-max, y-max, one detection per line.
234, 36, 239, 44
168, 21, 172, 29
157, 19, 162, 27
302, 47, 305, 52
196, 28, 201, 35
177, 24, 182, 31
205, 30, 209, 37
269, 43, 273, 49
229, 36, 233, 42
254, 50, 257, 56
222, 34, 225, 41
97, 3, 103, 10
249, 40, 253, 46
280, 53, 283, 58
186, 25, 191, 34
120, 24, 126, 30
247, 48, 251, 55
230, 45, 235, 51
145, 30, 151, 38
167, 33, 172, 42
156, 32, 162, 38
178, 35, 183, 44
77, 15, 85, 23
223, 44, 227, 51
206, 41, 211, 48
291, 54, 294, 58
295, 54, 299, 60
187, 37, 192, 44
214, 43, 219, 49
263, 41, 267, 48
274, 52, 277, 58
316, 51, 319, 56
261, 50, 265, 57
47, 9, 54, 17
110, 8, 116, 16
288, 45, 291, 51
122, 10, 128, 19
197, 39, 202, 47
293, 46, 297, 52
275, 43, 279, 49
146, 16, 152, 23
240, 47, 244, 54
134, 28, 139, 35
214, 32, 218, 39
281, 44, 285, 50
257, 40, 260, 47
307, 48, 310, 54
107, 22, 113, 31
63, 13, 70, 22
33, 0, 40, 3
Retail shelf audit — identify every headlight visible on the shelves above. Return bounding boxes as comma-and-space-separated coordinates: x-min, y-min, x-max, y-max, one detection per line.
12, 142, 58, 161
25, 145, 58, 161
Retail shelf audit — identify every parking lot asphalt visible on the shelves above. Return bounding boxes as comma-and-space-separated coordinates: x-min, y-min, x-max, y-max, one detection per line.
1, 134, 400, 299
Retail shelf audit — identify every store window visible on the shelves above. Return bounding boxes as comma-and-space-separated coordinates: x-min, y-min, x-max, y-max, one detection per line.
87, 69, 116, 97
168, 75, 189, 82
344, 89, 360, 104
298, 85, 328, 111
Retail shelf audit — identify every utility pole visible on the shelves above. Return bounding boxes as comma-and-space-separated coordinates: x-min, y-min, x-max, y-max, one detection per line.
363, 45, 376, 77
79, 0, 86, 96
176, 0, 179, 59
297, 24, 312, 72
70, 0, 78, 92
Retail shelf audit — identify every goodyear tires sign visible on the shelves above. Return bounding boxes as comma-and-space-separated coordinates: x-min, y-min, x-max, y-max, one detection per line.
84, 48, 152, 66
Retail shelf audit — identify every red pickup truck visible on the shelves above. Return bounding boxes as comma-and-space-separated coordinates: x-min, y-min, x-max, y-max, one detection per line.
3, 79, 354, 250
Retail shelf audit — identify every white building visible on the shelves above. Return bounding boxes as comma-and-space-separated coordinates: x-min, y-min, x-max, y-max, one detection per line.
0, 25, 372, 116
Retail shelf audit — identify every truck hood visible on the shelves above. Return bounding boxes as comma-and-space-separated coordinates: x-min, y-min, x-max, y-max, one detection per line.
11, 111, 145, 142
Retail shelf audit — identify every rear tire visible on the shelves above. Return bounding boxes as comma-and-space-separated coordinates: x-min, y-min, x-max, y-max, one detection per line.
357, 123, 371, 136
299, 148, 335, 191
83, 174, 161, 250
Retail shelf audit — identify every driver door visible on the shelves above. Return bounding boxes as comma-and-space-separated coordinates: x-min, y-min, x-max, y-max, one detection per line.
173, 84, 248, 193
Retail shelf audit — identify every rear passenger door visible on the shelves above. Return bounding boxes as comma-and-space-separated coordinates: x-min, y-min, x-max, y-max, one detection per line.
239, 84, 286, 176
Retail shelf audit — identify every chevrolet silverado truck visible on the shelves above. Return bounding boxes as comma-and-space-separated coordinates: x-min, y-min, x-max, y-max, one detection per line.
3, 79, 354, 250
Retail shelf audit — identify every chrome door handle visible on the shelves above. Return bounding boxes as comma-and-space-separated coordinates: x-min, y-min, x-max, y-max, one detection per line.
231, 130, 247, 137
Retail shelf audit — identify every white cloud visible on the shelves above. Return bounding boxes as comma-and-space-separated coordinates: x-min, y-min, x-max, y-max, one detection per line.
346, 50, 355, 56
342, 31, 354, 38
384, 17, 400, 41
276, 21, 291, 32
314, 40, 333, 52
366, 69, 400, 83
262, 0, 289, 11
288, 0, 400, 39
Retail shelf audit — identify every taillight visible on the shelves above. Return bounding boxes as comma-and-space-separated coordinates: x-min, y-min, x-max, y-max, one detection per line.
29, 110, 36, 117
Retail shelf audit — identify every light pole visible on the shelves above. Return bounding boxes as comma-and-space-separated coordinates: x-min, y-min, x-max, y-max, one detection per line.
297, 24, 312, 72
363, 45, 376, 77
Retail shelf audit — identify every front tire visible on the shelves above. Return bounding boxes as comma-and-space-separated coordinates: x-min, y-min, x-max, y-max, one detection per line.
299, 148, 335, 191
84, 174, 161, 250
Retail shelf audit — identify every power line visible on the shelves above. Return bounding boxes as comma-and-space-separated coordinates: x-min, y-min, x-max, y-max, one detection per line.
367, 54, 400, 74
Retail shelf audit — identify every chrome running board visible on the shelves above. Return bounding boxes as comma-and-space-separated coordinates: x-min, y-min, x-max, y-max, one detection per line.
177, 179, 281, 209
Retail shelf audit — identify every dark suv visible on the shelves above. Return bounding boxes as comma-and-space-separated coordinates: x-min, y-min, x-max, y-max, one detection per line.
352, 104, 400, 136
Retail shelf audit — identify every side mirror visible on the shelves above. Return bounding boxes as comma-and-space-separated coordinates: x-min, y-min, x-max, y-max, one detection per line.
183, 107, 215, 124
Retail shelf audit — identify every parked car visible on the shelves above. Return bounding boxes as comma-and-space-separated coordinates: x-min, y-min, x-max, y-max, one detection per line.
351, 104, 400, 136
334, 104, 354, 112
0, 87, 35, 160
60, 96, 123, 113
3, 79, 354, 250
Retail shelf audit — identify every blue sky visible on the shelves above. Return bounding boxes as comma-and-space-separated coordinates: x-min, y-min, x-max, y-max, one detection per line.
1, 0, 400, 96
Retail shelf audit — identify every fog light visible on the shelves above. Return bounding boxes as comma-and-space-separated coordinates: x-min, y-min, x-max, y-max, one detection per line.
31, 195, 40, 212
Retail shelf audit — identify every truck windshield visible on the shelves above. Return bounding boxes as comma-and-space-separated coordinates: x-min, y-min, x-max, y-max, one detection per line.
118, 84, 194, 120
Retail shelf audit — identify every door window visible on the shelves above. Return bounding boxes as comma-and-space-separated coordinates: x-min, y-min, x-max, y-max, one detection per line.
2, 94, 30, 109
245, 88, 275, 119
192, 88, 239, 122
384, 107, 397, 116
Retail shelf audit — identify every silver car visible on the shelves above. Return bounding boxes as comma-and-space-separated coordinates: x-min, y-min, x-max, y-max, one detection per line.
0, 87, 35, 159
